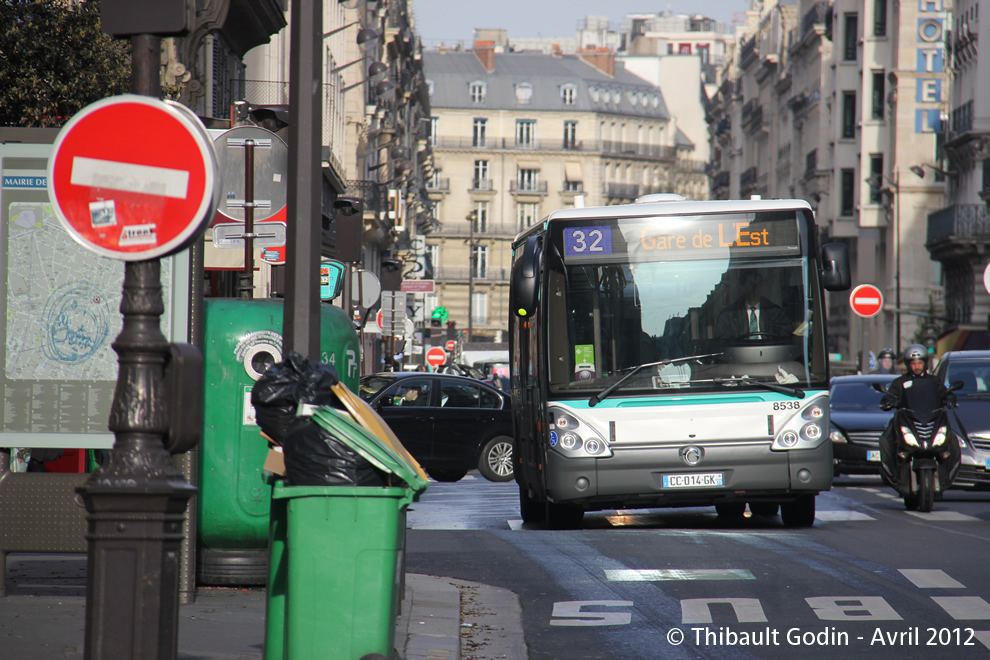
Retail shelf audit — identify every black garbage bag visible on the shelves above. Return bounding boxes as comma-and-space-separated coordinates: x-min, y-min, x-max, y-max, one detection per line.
252, 351, 387, 487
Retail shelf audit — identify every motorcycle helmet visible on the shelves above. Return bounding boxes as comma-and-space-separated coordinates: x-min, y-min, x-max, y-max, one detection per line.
903, 343, 929, 369
878, 348, 896, 360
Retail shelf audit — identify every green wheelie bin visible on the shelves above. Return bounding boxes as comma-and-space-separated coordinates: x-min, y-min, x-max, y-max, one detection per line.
265, 405, 428, 660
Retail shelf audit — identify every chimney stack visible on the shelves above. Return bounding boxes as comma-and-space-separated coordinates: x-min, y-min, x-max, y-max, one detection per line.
474, 40, 495, 72
578, 47, 615, 77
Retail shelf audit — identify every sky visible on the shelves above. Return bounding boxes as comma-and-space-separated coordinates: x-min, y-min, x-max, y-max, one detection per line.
411, 0, 751, 47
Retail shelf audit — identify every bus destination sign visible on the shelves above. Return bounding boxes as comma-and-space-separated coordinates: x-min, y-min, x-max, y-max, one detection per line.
562, 215, 800, 262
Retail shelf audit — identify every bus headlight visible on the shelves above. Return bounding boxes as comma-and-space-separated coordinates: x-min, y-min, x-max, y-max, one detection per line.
778, 431, 799, 447
802, 423, 821, 440
547, 407, 611, 458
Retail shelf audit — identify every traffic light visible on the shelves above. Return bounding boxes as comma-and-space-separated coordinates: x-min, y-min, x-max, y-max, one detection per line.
923, 324, 938, 353
446, 321, 456, 340
430, 306, 448, 327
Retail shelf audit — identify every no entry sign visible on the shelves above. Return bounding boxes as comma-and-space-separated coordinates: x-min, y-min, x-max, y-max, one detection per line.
48, 95, 218, 260
849, 284, 884, 318
426, 346, 447, 367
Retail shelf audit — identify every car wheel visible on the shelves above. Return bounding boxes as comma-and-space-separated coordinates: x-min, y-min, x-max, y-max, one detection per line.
426, 468, 468, 482
478, 436, 514, 482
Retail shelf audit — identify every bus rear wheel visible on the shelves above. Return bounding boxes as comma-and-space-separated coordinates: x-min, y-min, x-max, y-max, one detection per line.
780, 495, 816, 527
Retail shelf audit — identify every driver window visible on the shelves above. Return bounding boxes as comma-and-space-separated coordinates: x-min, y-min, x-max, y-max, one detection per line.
387, 380, 432, 407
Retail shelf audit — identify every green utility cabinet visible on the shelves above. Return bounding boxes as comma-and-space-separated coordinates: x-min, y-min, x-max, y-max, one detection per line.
197, 299, 360, 585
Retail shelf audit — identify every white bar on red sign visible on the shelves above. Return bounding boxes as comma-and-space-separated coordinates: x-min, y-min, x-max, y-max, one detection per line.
70, 156, 190, 199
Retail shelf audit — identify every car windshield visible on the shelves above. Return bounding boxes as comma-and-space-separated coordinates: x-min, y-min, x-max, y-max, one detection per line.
830, 381, 889, 410
359, 375, 396, 401
943, 359, 990, 394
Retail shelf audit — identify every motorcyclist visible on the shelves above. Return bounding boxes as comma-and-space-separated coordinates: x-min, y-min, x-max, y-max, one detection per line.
877, 344, 957, 488
871, 347, 900, 374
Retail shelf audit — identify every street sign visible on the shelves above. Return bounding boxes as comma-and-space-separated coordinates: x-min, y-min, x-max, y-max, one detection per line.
351, 270, 382, 308
212, 126, 287, 222
48, 94, 218, 260
426, 346, 447, 367
379, 291, 407, 335
445, 340, 456, 352
849, 284, 884, 318
401, 279, 435, 293
320, 260, 345, 300
212, 221, 286, 248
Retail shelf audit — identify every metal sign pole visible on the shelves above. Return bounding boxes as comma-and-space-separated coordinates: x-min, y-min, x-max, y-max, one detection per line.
78, 33, 197, 660
239, 139, 255, 299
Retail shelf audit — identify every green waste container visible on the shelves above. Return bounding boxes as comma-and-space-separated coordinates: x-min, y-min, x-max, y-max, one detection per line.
265, 406, 429, 660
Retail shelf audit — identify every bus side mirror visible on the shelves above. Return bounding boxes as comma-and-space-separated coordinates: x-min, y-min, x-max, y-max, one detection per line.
510, 235, 542, 318
821, 242, 851, 291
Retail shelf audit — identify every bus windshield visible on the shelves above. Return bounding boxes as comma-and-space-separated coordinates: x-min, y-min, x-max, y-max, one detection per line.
544, 211, 827, 396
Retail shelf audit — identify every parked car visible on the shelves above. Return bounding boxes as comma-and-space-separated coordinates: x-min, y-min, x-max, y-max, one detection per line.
358, 372, 514, 483
933, 350, 990, 490
829, 374, 898, 476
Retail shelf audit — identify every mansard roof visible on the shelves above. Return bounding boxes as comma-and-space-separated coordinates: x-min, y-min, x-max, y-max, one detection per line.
423, 50, 669, 120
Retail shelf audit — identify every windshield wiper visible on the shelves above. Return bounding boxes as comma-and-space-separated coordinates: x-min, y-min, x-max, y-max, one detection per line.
588, 352, 724, 407
711, 377, 805, 399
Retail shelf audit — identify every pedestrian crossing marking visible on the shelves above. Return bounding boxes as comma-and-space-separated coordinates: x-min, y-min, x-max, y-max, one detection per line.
931, 596, 990, 620
905, 510, 981, 521
975, 630, 990, 650
815, 510, 875, 521
605, 568, 755, 582
899, 569, 965, 589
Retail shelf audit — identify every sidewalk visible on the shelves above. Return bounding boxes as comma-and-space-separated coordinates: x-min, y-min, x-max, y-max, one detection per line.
0, 554, 526, 659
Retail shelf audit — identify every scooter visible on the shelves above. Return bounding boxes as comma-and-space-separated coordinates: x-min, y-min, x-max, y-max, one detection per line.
883, 405, 962, 512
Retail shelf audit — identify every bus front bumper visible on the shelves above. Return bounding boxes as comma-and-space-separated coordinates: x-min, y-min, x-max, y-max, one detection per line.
544, 442, 832, 511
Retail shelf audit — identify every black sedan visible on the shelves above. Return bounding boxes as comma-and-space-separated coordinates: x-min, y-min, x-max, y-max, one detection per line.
829, 374, 898, 476
934, 350, 990, 490
358, 372, 514, 483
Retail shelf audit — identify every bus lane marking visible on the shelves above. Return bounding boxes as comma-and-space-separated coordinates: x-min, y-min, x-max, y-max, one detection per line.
899, 569, 965, 589
605, 568, 755, 582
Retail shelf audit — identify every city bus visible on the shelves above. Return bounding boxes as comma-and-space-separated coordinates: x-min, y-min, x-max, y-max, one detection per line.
508, 194, 851, 528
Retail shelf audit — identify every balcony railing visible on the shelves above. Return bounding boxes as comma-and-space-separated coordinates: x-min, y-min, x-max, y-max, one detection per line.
509, 181, 548, 194
435, 136, 592, 152
236, 79, 343, 174
344, 179, 387, 213
740, 36, 758, 65
432, 136, 674, 159
426, 177, 450, 192
470, 178, 495, 192
740, 166, 758, 189
951, 100, 974, 135
801, 1, 833, 40
927, 204, 990, 245
433, 267, 510, 282
606, 183, 640, 199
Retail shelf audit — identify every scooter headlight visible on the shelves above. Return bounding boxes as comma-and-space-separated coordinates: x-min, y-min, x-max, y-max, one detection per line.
932, 427, 947, 447
900, 426, 919, 447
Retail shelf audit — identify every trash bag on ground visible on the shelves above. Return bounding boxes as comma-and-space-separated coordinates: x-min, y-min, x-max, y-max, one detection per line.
251, 351, 387, 487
